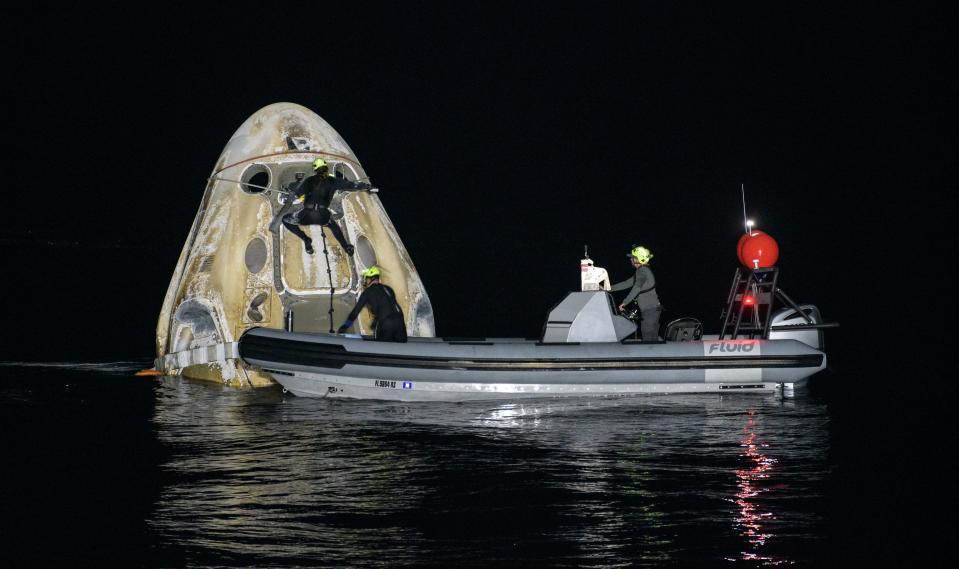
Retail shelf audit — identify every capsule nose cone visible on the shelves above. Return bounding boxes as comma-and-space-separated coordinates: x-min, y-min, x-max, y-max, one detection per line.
217, 102, 362, 172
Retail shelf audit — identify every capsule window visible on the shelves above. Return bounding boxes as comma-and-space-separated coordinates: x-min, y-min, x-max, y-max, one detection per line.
355, 235, 376, 268
244, 237, 268, 273
240, 163, 271, 194
334, 162, 358, 181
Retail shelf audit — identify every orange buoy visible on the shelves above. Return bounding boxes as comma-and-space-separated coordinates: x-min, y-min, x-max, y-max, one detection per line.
737, 230, 779, 269
736, 231, 756, 264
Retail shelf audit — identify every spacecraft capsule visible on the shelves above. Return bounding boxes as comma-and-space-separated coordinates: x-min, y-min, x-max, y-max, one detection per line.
155, 103, 435, 386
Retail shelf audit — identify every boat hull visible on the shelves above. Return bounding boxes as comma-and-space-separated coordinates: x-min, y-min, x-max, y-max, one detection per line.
239, 328, 826, 401
272, 371, 796, 400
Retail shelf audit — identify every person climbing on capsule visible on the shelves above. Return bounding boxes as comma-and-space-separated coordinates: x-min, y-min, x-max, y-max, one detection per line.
280, 158, 371, 256
611, 245, 662, 341
337, 266, 408, 342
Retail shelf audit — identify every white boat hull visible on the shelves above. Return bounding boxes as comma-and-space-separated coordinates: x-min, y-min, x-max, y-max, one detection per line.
274, 370, 793, 401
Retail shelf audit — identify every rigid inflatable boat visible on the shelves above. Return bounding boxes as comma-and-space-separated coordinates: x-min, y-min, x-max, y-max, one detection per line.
239, 264, 833, 401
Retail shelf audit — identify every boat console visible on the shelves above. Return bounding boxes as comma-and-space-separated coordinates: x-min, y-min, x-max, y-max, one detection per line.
541, 291, 637, 343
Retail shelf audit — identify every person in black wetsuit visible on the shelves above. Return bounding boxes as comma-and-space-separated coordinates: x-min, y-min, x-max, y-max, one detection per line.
337, 266, 408, 342
280, 158, 371, 255
610, 245, 662, 341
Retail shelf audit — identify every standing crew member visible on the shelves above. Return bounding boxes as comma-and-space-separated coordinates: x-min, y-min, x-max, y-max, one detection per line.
280, 158, 371, 255
611, 245, 662, 341
337, 266, 408, 342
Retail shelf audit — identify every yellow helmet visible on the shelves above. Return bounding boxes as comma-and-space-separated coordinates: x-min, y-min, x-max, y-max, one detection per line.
628, 246, 653, 264
361, 266, 381, 279
312, 158, 329, 172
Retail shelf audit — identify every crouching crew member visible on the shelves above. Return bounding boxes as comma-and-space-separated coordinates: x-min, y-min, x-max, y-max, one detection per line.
611, 245, 662, 341
337, 266, 408, 342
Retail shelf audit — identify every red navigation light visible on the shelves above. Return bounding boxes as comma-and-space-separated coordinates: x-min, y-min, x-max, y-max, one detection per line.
743, 295, 756, 306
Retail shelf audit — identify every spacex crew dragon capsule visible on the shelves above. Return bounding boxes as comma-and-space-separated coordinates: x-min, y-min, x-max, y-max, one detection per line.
154, 103, 435, 386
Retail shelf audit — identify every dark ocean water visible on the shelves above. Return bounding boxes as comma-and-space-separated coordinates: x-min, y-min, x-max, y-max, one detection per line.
0, 361, 939, 568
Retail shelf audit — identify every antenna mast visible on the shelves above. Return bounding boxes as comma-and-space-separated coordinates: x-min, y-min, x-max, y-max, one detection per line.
741, 183, 749, 235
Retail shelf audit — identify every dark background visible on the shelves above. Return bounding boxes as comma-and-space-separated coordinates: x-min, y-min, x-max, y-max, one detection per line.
1, 3, 956, 563
5, 4, 950, 358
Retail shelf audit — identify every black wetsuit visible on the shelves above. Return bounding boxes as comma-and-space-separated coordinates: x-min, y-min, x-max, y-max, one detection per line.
611, 265, 662, 341
281, 173, 370, 252
343, 283, 407, 342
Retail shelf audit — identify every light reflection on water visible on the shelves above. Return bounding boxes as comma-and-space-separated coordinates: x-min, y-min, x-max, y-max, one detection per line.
728, 411, 789, 566
148, 377, 831, 567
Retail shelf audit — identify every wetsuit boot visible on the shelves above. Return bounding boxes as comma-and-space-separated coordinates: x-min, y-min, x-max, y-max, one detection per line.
325, 220, 355, 256
281, 216, 315, 254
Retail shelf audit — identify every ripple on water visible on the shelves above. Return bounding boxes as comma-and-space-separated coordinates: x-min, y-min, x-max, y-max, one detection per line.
142, 377, 831, 567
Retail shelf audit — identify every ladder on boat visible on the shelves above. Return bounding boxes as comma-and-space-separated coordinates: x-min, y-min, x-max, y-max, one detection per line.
718, 267, 813, 339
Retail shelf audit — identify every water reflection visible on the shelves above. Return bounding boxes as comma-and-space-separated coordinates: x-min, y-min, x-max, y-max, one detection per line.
148, 378, 830, 567
728, 410, 788, 565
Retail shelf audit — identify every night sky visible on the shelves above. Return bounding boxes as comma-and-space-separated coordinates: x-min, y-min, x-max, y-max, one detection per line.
4, 5, 952, 385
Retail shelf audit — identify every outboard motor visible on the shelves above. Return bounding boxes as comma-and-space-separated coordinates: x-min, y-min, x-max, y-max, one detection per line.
768, 304, 824, 350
